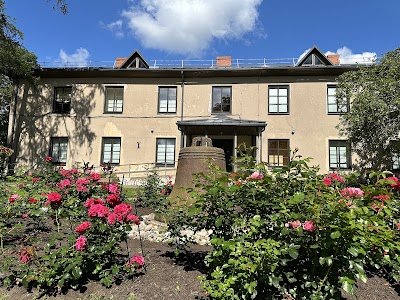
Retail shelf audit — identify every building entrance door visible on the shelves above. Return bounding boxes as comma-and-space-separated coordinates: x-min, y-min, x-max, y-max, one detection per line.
213, 139, 234, 172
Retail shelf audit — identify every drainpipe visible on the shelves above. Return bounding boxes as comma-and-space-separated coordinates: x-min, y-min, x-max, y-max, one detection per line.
180, 70, 185, 147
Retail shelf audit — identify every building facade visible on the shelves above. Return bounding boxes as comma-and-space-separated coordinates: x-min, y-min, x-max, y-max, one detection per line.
8, 47, 356, 183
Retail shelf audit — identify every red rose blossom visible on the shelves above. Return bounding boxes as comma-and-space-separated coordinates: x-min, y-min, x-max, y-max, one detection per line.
75, 221, 92, 234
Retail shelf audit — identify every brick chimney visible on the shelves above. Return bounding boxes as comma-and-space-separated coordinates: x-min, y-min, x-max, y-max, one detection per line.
114, 57, 127, 68
327, 54, 340, 65
216, 56, 232, 67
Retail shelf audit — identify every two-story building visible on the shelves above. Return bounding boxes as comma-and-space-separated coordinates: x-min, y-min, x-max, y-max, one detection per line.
7, 47, 357, 183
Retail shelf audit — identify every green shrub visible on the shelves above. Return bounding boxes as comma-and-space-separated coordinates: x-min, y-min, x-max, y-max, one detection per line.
167, 153, 400, 299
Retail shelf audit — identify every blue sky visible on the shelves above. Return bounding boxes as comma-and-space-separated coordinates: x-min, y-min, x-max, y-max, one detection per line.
5, 0, 400, 67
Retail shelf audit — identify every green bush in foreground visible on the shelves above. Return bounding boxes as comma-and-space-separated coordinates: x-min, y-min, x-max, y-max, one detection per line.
168, 154, 400, 299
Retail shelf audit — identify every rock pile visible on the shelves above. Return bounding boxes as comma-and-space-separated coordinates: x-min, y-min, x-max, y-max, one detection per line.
128, 213, 212, 245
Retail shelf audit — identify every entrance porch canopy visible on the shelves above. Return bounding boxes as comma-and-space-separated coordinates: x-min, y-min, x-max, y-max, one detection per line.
177, 116, 267, 165
177, 116, 266, 136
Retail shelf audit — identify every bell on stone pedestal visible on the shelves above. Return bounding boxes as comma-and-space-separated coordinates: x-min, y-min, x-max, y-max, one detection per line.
169, 137, 226, 206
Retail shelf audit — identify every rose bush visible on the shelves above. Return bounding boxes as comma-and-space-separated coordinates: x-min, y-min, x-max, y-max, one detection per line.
0, 158, 143, 292
167, 153, 400, 299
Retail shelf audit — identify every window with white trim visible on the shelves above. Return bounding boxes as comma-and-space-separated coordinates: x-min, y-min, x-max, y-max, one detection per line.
102, 138, 121, 165
329, 140, 351, 169
53, 87, 71, 113
268, 139, 290, 167
327, 85, 348, 114
158, 87, 177, 113
50, 137, 68, 164
104, 87, 123, 113
156, 138, 176, 166
269, 86, 289, 114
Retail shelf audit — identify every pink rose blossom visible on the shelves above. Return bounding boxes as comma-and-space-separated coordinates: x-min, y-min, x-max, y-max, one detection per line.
397, 224, 400, 230
59, 179, 71, 189
108, 213, 120, 225
106, 194, 121, 207
236, 180, 242, 186
45, 156, 52, 162
9, 194, 19, 203
330, 173, 344, 183
340, 187, 364, 198
114, 203, 132, 219
88, 204, 110, 218
302, 221, 316, 232
45, 192, 63, 207
75, 235, 87, 251
32, 177, 40, 183
161, 189, 166, 195
373, 194, 390, 201
76, 178, 90, 185
322, 177, 332, 186
84, 197, 105, 208
29, 197, 38, 204
108, 183, 120, 194
77, 185, 88, 193
250, 172, 263, 180
285, 220, 301, 229
380, 176, 400, 190
75, 221, 92, 234
22, 213, 29, 219
127, 255, 145, 269
90, 173, 101, 181
126, 214, 141, 225
19, 247, 33, 263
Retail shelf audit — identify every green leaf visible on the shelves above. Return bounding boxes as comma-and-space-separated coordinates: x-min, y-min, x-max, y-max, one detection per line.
330, 231, 341, 239
72, 266, 82, 279
288, 247, 299, 259
348, 247, 359, 257
215, 217, 223, 228
342, 281, 354, 295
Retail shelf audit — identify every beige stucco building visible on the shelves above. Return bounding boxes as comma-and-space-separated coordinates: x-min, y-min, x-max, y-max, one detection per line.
8, 47, 356, 183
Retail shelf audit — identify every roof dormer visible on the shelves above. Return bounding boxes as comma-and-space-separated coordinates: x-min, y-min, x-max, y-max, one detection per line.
296, 46, 333, 67
116, 50, 150, 69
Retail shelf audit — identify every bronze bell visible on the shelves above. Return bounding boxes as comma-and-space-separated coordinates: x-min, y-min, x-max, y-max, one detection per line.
169, 136, 226, 206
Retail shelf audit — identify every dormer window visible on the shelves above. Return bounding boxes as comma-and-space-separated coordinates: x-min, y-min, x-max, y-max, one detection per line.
303, 54, 325, 66
296, 46, 333, 67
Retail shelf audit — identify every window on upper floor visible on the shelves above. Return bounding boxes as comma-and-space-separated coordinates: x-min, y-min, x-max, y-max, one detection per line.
329, 140, 351, 170
156, 138, 176, 166
392, 153, 400, 171
212, 86, 231, 113
269, 86, 289, 114
102, 137, 121, 165
50, 137, 68, 165
327, 85, 348, 114
104, 87, 123, 113
158, 87, 177, 113
268, 139, 290, 167
53, 87, 71, 114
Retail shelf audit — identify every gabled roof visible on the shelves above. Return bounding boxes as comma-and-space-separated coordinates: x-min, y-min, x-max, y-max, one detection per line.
296, 46, 333, 67
119, 50, 150, 69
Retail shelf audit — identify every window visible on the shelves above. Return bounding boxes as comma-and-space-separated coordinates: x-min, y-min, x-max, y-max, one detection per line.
158, 87, 177, 113
105, 87, 123, 113
102, 138, 121, 165
393, 154, 400, 170
327, 85, 348, 114
53, 87, 71, 113
268, 139, 290, 167
50, 137, 68, 164
156, 138, 176, 166
269, 86, 289, 114
329, 140, 351, 169
212, 86, 231, 113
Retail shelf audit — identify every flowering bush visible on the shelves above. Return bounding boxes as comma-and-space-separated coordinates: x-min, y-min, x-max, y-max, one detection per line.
0, 158, 143, 292
167, 154, 400, 299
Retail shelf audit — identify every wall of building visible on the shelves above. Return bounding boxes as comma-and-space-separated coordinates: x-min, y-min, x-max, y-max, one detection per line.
9, 72, 346, 177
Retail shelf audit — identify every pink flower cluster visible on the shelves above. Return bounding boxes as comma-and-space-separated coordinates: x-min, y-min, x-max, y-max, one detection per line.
340, 187, 364, 198
108, 203, 140, 225
88, 204, 110, 218
371, 194, 390, 212
285, 220, 316, 232
127, 255, 145, 269
322, 173, 344, 186
75, 235, 87, 251
85, 197, 105, 208
75, 221, 92, 234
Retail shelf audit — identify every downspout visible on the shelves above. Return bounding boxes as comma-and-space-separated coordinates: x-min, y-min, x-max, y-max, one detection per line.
180, 70, 185, 147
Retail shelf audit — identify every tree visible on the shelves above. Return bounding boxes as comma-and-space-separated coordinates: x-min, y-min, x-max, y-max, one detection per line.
336, 48, 400, 172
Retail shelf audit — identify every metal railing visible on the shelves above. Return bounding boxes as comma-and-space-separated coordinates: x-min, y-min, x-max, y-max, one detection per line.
39, 56, 380, 69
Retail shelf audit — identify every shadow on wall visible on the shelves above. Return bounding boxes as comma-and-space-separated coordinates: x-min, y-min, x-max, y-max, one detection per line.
10, 82, 102, 170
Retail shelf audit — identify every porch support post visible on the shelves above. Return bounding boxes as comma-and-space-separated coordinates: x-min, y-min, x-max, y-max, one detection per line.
259, 130, 263, 162
256, 133, 260, 163
183, 134, 187, 148
233, 128, 238, 172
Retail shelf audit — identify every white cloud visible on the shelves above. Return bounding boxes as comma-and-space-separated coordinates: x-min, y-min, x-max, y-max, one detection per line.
298, 48, 310, 62
101, 20, 124, 39
120, 0, 263, 56
325, 47, 377, 65
59, 48, 90, 67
